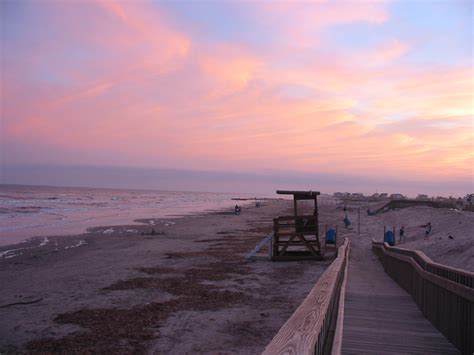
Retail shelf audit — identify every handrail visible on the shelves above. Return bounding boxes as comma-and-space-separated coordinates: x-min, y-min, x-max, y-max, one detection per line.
263, 238, 350, 355
372, 240, 474, 354
330, 240, 350, 355
372, 239, 473, 288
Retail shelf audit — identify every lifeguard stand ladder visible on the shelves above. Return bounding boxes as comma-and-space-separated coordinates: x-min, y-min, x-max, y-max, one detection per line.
271, 190, 323, 261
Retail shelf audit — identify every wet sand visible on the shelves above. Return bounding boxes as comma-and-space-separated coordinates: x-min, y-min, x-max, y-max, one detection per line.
0, 198, 345, 353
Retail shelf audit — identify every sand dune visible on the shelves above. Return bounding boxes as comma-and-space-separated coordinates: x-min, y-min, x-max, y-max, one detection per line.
364, 205, 474, 272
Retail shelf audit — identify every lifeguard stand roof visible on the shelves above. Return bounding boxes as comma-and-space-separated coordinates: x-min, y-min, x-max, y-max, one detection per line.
276, 190, 320, 197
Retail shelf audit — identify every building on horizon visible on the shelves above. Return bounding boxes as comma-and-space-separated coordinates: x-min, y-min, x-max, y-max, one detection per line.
463, 194, 473, 207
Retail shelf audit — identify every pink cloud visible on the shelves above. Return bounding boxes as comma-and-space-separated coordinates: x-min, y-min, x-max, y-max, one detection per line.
2, 0, 472, 185
362, 39, 411, 66
199, 44, 263, 97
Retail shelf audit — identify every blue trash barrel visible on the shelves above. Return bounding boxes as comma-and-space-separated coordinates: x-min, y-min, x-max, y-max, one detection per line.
326, 229, 336, 244
384, 231, 395, 246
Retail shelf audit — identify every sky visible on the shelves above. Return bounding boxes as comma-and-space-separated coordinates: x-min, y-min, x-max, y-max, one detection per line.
1, 0, 473, 195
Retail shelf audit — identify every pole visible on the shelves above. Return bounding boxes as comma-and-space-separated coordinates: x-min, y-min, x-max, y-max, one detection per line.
358, 207, 361, 235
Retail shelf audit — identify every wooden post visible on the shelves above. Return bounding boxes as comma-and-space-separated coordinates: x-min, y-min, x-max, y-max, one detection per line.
314, 195, 319, 236
272, 218, 279, 260
358, 207, 361, 235
269, 235, 273, 260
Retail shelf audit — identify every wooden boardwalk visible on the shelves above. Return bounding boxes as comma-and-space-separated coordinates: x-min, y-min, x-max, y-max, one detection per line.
341, 239, 459, 354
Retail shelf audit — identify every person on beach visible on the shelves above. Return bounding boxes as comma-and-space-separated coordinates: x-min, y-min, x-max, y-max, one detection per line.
399, 226, 405, 243
343, 214, 351, 227
424, 222, 431, 239
234, 205, 241, 214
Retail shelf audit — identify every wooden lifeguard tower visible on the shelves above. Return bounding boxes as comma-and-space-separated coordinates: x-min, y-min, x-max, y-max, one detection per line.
271, 190, 323, 261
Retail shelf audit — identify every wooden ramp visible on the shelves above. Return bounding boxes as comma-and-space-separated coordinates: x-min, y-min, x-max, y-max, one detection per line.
372, 199, 455, 214
341, 240, 459, 354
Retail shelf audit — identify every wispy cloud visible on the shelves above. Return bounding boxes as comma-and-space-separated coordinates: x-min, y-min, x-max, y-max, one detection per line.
2, 0, 472, 189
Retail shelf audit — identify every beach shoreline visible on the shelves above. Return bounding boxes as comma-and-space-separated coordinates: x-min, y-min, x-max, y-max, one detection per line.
0, 184, 275, 247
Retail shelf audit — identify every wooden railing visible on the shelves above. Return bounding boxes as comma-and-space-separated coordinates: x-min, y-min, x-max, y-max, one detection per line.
372, 240, 474, 355
263, 238, 350, 355
373, 199, 456, 214
271, 215, 323, 260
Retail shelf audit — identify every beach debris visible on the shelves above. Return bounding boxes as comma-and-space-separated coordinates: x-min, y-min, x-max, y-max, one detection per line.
448, 235, 454, 240
64, 240, 86, 250
164, 221, 176, 226
141, 228, 164, 236
103, 228, 114, 234
4, 252, 22, 259
136, 266, 175, 274
1, 238, 51, 258
0, 297, 44, 309
39, 237, 49, 247
0, 248, 23, 258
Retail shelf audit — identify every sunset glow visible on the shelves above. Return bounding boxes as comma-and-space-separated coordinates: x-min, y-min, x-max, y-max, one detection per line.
1, 0, 473, 193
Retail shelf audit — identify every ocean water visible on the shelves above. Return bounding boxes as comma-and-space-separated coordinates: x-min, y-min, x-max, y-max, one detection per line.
0, 185, 257, 246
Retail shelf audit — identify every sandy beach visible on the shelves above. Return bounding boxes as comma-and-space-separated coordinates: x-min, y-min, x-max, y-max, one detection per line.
1, 196, 472, 353
0, 198, 349, 353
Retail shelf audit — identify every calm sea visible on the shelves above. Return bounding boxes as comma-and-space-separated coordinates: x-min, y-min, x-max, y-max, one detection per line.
0, 185, 257, 246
